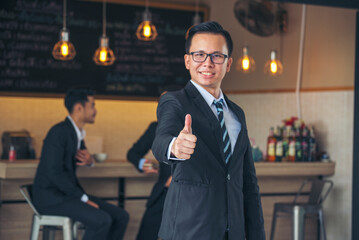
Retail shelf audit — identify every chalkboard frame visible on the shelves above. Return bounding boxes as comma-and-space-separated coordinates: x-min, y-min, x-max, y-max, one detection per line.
0, 0, 209, 101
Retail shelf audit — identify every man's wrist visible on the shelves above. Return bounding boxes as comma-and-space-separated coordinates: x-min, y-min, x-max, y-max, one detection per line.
168, 137, 186, 161
81, 194, 88, 202
139, 158, 146, 170
167, 138, 177, 159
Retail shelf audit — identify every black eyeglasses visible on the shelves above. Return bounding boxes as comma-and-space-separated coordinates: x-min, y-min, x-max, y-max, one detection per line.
189, 51, 228, 64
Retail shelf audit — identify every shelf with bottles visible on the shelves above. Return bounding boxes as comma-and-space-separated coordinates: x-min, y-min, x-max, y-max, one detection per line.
266, 117, 317, 163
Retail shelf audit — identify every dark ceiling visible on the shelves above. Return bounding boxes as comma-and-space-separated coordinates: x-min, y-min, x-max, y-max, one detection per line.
270, 0, 359, 9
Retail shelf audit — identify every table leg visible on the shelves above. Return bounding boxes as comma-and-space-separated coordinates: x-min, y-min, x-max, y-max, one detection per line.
0, 179, 2, 207
118, 178, 125, 208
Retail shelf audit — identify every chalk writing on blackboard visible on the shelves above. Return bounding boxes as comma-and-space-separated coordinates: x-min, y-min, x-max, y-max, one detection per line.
0, 0, 208, 98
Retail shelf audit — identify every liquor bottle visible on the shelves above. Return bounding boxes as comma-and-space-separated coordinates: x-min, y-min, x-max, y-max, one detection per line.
281, 127, 289, 162
288, 128, 296, 162
295, 127, 302, 162
308, 126, 316, 162
9, 145, 16, 162
266, 127, 276, 162
301, 127, 309, 162
275, 127, 283, 162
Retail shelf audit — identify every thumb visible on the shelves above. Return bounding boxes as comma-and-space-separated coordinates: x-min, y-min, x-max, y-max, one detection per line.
183, 114, 192, 134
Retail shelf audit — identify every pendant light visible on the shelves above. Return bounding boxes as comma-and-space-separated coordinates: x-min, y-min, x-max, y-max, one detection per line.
236, 0, 255, 73
52, 0, 76, 61
185, 0, 201, 39
264, 3, 283, 76
264, 49, 283, 76
93, 0, 116, 66
236, 45, 255, 73
136, 0, 158, 41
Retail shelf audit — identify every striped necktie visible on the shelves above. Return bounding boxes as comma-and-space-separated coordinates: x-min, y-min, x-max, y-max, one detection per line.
213, 99, 232, 164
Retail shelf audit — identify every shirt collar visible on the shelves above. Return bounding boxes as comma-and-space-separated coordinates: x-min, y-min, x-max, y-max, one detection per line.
190, 80, 228, 110
67, 115, 86, 141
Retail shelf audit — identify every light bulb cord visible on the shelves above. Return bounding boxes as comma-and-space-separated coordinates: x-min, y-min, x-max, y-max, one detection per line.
102, 0, 107, 36
271, 2, 277, 45
296, 4, 307, 119
242, 0, 249, 46
145, 0, 149, 12
63, 0, 67, 30
195, 0, 199, 16
245, 0, 248, 30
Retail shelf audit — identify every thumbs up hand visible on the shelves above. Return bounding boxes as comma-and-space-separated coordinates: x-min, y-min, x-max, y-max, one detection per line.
171, 114, 197, 160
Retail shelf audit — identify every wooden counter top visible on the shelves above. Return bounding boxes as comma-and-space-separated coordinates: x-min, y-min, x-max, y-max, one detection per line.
0, 159, 146, 179
0, 159, 335, 179
255, 161, 335, 177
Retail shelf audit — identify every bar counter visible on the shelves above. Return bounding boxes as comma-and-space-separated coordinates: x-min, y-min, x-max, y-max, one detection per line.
0, 159, 335, 179
0, 159, 145, 179
0, 159, 335, 240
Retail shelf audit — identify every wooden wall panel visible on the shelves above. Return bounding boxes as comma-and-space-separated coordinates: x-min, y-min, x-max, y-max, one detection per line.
123, 200, 147, 240
0, 204, 33, 240
1, 179, 33, 200
258, 176, 312, 193
79, 179, 118, 198
126, 177, 158, 197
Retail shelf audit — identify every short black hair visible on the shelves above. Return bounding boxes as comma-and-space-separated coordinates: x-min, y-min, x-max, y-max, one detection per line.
64, 87, 95, 114
185, 21, 233, 57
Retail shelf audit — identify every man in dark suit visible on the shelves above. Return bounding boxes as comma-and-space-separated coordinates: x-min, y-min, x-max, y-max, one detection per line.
152, 21, 265, 240
127, 121, 171, 240
32, 88, 129, 240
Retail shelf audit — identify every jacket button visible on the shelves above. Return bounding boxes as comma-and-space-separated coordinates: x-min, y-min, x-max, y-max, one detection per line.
227, 174, 230, 180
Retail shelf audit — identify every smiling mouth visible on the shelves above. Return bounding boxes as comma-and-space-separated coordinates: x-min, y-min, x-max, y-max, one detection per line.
200, 71, 215, 76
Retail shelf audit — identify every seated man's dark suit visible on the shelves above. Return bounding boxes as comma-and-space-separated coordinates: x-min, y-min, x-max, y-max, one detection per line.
127, 121, 171, 240
152, 82, 265, 240
32, 117, 129, 240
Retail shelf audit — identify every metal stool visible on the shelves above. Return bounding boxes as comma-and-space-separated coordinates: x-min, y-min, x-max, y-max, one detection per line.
270, 179, 333, 240
20, 184, 81, 240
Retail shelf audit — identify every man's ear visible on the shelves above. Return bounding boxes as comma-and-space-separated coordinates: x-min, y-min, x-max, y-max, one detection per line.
73, 103, 83, 114
226, 57, 233, 72
184, 54, 190, 70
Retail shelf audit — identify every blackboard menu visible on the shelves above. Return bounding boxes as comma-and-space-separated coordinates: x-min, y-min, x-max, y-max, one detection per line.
0, 0, 207, 98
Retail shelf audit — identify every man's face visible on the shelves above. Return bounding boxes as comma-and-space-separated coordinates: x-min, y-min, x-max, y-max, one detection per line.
82, 96, 97, 124
184, 33, 232, 95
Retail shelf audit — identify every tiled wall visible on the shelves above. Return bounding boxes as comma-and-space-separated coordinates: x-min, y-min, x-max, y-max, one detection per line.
229, 90, 354, 240
0, 89, 354, 239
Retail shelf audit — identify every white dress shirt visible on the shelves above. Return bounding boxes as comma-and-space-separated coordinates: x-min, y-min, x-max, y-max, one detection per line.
67, 115, 86, 150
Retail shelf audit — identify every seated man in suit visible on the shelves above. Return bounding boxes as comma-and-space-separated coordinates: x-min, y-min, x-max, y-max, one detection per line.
127, 121, 171, 240
32, 87, 129, 240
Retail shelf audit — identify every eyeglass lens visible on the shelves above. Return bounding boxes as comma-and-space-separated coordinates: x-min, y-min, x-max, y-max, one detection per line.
191, 52, 226, 64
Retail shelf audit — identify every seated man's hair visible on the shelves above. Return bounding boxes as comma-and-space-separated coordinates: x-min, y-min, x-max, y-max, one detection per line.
185, 21, 233, 57
64, 87, 95, 113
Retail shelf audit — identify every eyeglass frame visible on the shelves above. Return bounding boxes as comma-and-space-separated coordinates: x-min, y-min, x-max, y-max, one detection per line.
188, 51, 229, 64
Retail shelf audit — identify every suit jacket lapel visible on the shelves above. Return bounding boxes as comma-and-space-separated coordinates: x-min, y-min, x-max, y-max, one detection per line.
65, 118, 79, 169
64, 117, 85, 191
185, 83, 226, 168
224, 96, 248, 163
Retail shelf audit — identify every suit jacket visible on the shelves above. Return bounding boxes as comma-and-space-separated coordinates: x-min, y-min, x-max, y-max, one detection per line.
152, 82, 265, 240
127, 122, 171, 208
32, 118, 86, 210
